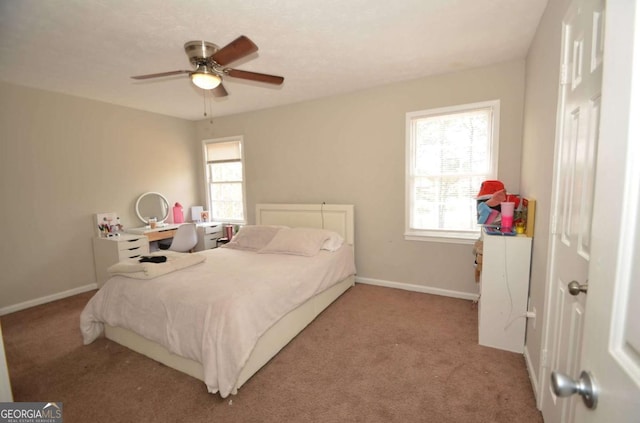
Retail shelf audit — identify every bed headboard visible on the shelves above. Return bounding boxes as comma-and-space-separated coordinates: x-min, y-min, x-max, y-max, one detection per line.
255, 203, 354, 246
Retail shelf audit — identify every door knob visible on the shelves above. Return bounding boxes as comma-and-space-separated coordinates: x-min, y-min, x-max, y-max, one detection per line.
551, 370, 598, 409
568, 280, 588, 296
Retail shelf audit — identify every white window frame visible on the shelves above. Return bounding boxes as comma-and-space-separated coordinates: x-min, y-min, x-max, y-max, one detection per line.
202, 136, 247, 224
405, 100, 500, 244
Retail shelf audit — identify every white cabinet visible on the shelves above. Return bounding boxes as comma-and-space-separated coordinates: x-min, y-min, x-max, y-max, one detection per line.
195, 222, 223, 251
478, 234, 532, 353
92, 234, 149, 287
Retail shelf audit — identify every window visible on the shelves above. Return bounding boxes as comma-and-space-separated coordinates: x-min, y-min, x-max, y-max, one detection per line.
405, 100, 499, 242
203, 136, 246, 223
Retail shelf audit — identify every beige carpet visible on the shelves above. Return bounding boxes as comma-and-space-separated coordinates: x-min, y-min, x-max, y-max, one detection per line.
1, 283, 542, 423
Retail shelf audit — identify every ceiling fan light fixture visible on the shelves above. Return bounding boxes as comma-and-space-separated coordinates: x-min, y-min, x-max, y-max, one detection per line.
190, 69, 221, 90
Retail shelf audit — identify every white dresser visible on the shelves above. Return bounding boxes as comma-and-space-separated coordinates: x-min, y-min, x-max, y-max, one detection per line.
92, 234, 149, 287
478, 233, 533, 353
195, 222, 224, 251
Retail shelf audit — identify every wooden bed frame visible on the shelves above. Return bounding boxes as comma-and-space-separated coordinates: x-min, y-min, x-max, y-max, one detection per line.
104, 203, 355, 394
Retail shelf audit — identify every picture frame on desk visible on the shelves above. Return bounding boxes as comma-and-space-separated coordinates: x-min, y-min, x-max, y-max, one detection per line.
191, 206, 204, 222
95, 212, 121, 237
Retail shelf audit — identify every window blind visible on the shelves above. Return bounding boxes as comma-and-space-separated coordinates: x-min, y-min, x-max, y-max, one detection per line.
206, 141, 242, 164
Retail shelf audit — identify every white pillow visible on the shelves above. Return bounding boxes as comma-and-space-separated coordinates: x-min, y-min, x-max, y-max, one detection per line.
321, 231, 344, 251
222, 225, 283, 251
259, 228, 343, 256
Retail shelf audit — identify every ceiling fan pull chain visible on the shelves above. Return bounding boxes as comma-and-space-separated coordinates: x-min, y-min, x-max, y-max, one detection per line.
203, 89, 207, 117
209, 92, 214, 124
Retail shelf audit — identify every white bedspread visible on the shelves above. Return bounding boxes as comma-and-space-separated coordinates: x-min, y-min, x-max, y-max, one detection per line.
80, 246, 355, 397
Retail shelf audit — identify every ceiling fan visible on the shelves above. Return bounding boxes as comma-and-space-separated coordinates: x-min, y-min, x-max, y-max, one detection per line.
131, 35, 284, 97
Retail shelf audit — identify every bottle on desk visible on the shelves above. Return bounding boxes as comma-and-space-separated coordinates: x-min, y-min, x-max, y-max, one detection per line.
173, 202, 184, 224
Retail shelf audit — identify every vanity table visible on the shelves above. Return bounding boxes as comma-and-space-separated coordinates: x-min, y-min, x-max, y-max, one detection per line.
92, 192, 225, 286
126, 222, 223, 250
126, 224, 182, 242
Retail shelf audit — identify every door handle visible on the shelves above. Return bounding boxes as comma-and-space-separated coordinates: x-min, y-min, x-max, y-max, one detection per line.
568, 280, 588, 296
551, 370, 598, 409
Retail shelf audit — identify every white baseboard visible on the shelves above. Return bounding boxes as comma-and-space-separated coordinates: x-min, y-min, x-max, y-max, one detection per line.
2, 278, 478, 316
523, 344, 541, 410
355, 276, 480, 301
0, 284, 98, 316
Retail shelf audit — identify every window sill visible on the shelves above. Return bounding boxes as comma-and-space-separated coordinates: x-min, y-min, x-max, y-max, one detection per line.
404, 232, 479, 245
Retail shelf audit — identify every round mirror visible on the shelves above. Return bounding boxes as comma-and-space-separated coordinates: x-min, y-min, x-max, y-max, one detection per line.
135, 192, 169, 224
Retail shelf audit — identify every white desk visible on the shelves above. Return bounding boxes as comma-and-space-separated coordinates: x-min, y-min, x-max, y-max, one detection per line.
126, 223, 182, 242
126, 222, 224, 251
92, 222, 225, 287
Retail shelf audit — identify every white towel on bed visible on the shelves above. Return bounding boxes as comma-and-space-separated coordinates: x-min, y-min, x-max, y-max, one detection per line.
108, 251, 205, 279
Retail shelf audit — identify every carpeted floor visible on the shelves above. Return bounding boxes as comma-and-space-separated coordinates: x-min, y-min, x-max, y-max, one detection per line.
1, 283, 543, 422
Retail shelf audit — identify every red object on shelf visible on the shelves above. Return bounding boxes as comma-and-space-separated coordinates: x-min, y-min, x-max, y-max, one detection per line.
506, 194, 521, 209
476, 180, 505, 198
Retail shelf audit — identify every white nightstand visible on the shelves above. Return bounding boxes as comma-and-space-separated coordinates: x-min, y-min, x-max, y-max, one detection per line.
478, 233, 532, 353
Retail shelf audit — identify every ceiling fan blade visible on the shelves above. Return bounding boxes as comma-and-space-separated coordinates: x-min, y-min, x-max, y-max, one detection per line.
212, 35, 258, 66
226, 69, 284, 85
131, 70, 190, 80
211, 83, 228, 97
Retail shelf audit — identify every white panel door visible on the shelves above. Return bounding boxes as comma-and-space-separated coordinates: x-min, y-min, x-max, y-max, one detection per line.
576, 1, 640, 421
541, 0, 603, 421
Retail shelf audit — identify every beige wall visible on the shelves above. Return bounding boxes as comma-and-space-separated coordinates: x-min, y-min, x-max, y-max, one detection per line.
520, 0, 571, 395
0, 60, 528, 310
196, 60, 526, 297
0, 82, 200, 310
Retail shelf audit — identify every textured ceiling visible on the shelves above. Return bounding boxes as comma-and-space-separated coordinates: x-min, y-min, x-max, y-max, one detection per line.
0, 0, 548, 121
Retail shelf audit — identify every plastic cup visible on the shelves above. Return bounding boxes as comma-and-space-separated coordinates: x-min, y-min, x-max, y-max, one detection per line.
500, 202, 515, 229
224, 225, 234, 240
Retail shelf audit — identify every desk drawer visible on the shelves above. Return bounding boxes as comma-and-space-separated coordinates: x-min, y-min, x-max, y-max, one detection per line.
195, 224, 224, 251
117, 244, 148, 260
146, 229, 177, 242
117, 237, 147, 252
203, 235, 221, 250
204, 224, 222, 235
93, 235, 150, 287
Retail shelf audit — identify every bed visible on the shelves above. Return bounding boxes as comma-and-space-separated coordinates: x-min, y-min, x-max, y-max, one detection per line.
80, 203, 355, 397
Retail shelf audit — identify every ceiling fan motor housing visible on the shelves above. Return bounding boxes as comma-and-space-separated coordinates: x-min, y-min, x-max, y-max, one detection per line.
184, 41, 219, 66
